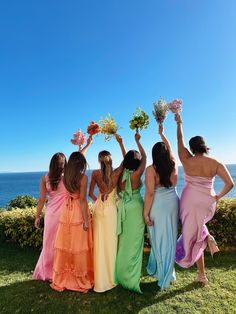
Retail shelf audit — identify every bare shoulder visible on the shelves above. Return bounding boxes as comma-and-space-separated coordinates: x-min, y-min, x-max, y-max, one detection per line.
81, 174, 88, 184
145, 165, 155, 177
92, 169, 100, 178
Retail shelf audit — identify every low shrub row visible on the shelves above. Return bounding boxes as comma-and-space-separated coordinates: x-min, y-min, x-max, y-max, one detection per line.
0, 199, 235, 250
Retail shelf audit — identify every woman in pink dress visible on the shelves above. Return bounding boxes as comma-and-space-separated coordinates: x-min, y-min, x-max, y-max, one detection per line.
175, 114, 234, 284
33, 138, 92, 281
33, 152, 67, 281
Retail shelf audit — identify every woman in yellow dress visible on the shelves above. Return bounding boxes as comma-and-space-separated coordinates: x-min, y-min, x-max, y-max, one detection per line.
89, 134, 126, 292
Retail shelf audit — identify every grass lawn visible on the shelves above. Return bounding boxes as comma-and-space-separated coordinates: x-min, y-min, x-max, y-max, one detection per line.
0, 244, 235, 314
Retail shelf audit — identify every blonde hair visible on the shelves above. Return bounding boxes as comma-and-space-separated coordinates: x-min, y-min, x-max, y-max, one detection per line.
98, 151, 113, 192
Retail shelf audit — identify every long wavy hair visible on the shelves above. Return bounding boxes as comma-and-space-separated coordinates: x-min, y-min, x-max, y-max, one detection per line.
48, 152, 66, 191
98, 150, 113, 192
152, 142, 175, 188
63, 152, 87, 193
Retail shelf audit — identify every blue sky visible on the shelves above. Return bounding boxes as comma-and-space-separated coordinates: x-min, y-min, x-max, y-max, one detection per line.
0, 0, 236, 172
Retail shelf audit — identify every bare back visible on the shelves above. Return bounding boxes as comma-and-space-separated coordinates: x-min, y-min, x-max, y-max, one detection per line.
93, 168, 122, 194
182, 155, 219, 178
148, 165, 178, 188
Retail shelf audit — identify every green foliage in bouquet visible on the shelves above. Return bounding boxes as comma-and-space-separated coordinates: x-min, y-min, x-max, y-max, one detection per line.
129, 107, 149, 132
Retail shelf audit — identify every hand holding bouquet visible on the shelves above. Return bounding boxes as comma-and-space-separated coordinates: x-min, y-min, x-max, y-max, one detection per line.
152, 98, 169, 125
168, 99, 183, 114
71, 129, 87, 149
129, 107, 149, 132
87, 121, 100, 137
99, 113, 119, 141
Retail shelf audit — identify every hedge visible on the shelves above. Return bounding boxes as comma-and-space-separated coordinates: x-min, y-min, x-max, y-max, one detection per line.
0, 199, 235, 250
0, 207, 44, 248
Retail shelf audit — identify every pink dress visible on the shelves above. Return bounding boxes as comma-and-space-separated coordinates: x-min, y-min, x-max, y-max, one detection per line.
33, 174, 67, 281
176, 174, 216, 268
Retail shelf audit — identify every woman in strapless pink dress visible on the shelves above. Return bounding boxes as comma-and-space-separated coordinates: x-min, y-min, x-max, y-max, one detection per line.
174, 114, 234, 284
33, 138, 93, 281
33, 152, 67, 281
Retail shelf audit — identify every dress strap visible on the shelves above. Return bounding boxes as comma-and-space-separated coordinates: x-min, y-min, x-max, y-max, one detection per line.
122, 168, 133, 198
117, 169, 133, 236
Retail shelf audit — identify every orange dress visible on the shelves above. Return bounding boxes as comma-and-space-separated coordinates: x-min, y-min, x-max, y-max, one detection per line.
50, 193, 94, 292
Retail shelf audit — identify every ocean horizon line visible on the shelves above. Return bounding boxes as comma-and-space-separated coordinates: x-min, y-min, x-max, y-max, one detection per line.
1, 163, 236, 174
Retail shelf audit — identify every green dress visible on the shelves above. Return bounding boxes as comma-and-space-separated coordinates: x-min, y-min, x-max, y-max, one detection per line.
115, 169, 145, 293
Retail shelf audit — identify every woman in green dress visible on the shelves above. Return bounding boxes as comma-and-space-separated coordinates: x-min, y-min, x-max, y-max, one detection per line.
115, 132, 146, 293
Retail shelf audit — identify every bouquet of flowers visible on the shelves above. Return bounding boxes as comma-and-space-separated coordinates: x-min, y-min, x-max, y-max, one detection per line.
71, 129, 87, 148
168, 99, 183, 114
87, 121, 100, 137
99, 113, 119, 141
129, 107, 149, 132
152, 98, 169, 125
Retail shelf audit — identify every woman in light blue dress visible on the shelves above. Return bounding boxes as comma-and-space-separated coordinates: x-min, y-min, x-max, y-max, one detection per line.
144, 125, 179, 289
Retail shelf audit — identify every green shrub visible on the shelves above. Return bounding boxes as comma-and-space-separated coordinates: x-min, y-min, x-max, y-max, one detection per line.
208, 198, 236, 249
0, 199, 235, 250
0, 208, 44, 248
144, 198, 236, 251
7, 195, 38, 210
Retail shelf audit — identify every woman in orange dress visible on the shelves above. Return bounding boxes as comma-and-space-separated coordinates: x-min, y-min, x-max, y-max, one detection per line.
50, 151, 94, 292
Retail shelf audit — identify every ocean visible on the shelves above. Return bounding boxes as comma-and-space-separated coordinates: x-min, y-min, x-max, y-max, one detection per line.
0, 165, 236, 208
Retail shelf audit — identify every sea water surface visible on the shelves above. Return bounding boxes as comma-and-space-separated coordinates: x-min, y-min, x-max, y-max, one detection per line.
0, 165, 235, 208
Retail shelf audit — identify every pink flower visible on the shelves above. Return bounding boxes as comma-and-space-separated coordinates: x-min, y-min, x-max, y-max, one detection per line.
70, 129, 87, 146
168, 99, 183, 114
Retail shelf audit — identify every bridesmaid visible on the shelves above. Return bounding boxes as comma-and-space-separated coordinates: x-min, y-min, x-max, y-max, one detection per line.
144, 124, 179, 289
89, 135, 125, 293
33, 138, 92, 282
33, 152, 67, 281
175, 113, 234, 284
115, 132, 146, 293
50, 151, 94, 292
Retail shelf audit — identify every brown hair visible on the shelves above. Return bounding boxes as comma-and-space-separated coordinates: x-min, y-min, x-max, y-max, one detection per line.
152, 142, 175, 188
98, 150, 113, 192
189, 136, 209, 155
63, 152, 87, 193
48, 152, 66, 191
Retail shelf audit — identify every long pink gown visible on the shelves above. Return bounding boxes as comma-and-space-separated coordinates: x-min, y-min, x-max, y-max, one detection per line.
176, 174, 216, 268
33, 174, 67, 281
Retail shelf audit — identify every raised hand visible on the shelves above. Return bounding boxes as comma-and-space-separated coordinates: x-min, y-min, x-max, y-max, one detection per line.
87, 135, 93, 146
158, 124, 164, 135
175, 113, 182, 124
135, 132, 141, 142
115, 134, 123, 145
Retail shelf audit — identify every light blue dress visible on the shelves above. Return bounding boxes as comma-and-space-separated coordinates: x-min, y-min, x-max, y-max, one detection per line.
147, 186, 179, 289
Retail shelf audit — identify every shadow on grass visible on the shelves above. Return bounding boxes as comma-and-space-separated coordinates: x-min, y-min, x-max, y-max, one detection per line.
0, 278, 204, 314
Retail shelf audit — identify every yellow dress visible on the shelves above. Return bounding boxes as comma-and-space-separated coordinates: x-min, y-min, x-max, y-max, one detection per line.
92, 188, 118, 292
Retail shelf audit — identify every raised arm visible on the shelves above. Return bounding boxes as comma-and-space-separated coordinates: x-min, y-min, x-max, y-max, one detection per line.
115, 134, 126, 157
80, 136, 93, 155
175, 114, 192, 162
215, 163, 234, 201
88, 171, 98, 202
135, 132, 147, 176
144, 167, 155, 226
159, 124, 175, 160
80, 175, 89, 231
35, 176, 47, 229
